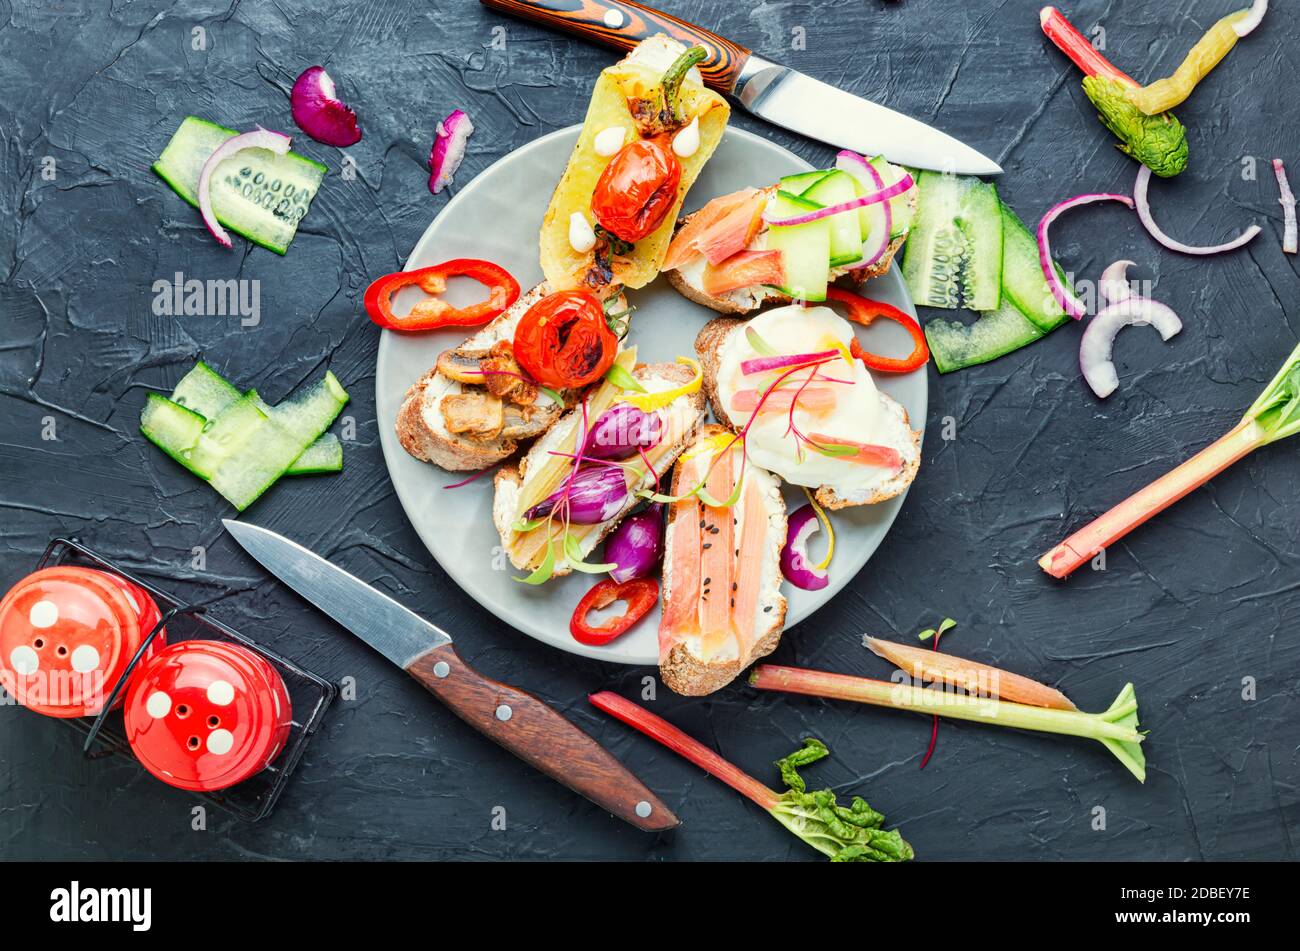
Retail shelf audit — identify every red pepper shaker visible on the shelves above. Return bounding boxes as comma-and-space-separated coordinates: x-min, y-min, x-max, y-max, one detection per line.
0, 566, 167, 718
124, 640, 293, 792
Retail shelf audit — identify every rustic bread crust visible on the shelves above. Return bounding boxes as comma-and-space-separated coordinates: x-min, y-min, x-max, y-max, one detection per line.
658, 424, 788, 697
693, 318, 921, 509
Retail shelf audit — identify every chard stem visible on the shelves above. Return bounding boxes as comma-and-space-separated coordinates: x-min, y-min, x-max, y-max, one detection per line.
749, 666, 1142, 744
1038, 418, 1264, 578
588, 691, 780, 810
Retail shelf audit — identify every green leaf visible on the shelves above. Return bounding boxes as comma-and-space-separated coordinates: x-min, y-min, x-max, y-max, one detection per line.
538, 386, 565, 406
605, 363, 648, 393
695, 470, 745, 508
808, 441, 860, 459
1246, 343, 1300, 442
918, 617, 957, 641
768, 738, 914, 863
1081, 76, 1188, 178
511, 517, 547, 533
563, 533, 616, 574
514, 539, 556, 585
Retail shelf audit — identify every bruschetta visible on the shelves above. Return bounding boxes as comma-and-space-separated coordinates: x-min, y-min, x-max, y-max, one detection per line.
396, 282, 629, 471
540, 35, 730, 293
493, 348, 707, 577
664, 155, 917, 314
695, 304, 922, 509
659, 425, 788, 696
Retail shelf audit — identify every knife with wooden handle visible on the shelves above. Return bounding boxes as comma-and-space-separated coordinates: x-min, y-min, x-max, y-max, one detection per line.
223, 519, 678, 832
480, 0, 1003, 175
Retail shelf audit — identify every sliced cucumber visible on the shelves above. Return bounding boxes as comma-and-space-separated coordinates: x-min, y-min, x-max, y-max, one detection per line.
779, 170, 832, 195
924, 300, 1044, 374
208, 373, 349, 510
998, 202, 1070, 332
765, 190, 831, 302
173, 364, 339, 475
869, 158, 917, 239
140, 395, 207, 469
956, 179, 1003, 312
152, 116, 327, 255
171, 361, 242, 418
183, 394, 268, 480
286, 432, 344, 475
902, 171, 1003, 312
247, 390, 345, 475
802, 170, 862, 268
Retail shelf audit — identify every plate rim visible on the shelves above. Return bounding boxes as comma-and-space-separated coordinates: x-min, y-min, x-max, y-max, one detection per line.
376, 123, 926, 664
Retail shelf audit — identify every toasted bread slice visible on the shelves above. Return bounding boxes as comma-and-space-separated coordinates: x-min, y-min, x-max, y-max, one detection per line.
396, 283, 625, 472
659, 424, 788, 696
492, 361, 706, 577
664, 185, 914, 315
694, 317, 921, 509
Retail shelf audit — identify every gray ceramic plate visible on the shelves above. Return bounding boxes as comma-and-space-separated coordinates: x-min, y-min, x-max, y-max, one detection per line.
376, 125, 927, 665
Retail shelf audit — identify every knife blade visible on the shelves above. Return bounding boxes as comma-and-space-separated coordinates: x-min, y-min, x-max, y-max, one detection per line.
223, 519, 678, 833
480, 0, 1002, 175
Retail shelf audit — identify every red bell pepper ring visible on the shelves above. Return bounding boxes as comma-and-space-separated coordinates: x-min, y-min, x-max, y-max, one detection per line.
363, 258, 520, 332
825, 287, 929, 374
570, 578, 659, 647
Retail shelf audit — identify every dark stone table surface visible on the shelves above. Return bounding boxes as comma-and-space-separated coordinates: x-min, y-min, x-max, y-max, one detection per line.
2, 0, 1297, 861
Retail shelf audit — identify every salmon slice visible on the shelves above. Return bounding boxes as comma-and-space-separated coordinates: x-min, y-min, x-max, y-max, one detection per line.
697, 446, 736, 657
663, 188, 765, 270
701, 249, 785, 295
730, 474, 769, 658
729, 386, 836, 414
659, 454, 703, 656
808, 432, 904, 469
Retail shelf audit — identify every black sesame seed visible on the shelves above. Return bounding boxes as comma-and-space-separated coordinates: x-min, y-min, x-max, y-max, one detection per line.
702, 543, 712, 550
763, 605, 773, 612
702, 577, 711, 586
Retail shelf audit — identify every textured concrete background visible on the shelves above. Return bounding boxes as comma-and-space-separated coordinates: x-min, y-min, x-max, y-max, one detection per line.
1, 0, 1297, 861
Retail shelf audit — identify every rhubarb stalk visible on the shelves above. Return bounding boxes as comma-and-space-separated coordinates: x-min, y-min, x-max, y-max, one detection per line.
1041, 338, 1300, 577
588, 691, 913, 861
749, 666, 1146, 782
1039, 418, 1263, 578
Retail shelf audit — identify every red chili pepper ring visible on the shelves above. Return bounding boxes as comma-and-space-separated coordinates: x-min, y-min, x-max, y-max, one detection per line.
826, 287, 930, 374
570, 578, 660, 647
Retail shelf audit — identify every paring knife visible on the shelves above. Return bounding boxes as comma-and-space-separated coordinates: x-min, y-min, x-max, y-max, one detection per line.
222, 519, 678, 833
481, 0, 1002, 176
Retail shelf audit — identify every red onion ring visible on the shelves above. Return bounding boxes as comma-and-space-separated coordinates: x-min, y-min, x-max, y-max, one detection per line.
763, 173, 914, 227
1234, 0, 1268, 37
429, 109, 474, 195
1037, 193, 1134, 319
780, 504, 830, 591
1080, 296, 1182, 399
1098, 259, 1137, 306
1274, 159, 1297, 254
834, 150, 894, 269
290, 66, 362, 147
197, 127, 291, 248
1134, 165, 1261, 256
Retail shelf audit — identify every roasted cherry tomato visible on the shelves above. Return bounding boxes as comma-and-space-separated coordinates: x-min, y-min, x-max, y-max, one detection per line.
364, 258, 520, 332
124, 640, 292, 792
513, 289, 618, 389
570, 578, 660, 647
590, 137, 682, 243
826, 287, 930, 374
0, 567, 166, 718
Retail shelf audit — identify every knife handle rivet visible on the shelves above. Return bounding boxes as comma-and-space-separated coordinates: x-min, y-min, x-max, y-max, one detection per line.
602, 8, 625, 29
635, 800, 653, 819
433, 661, 450, 679
495, 703, 513, 722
